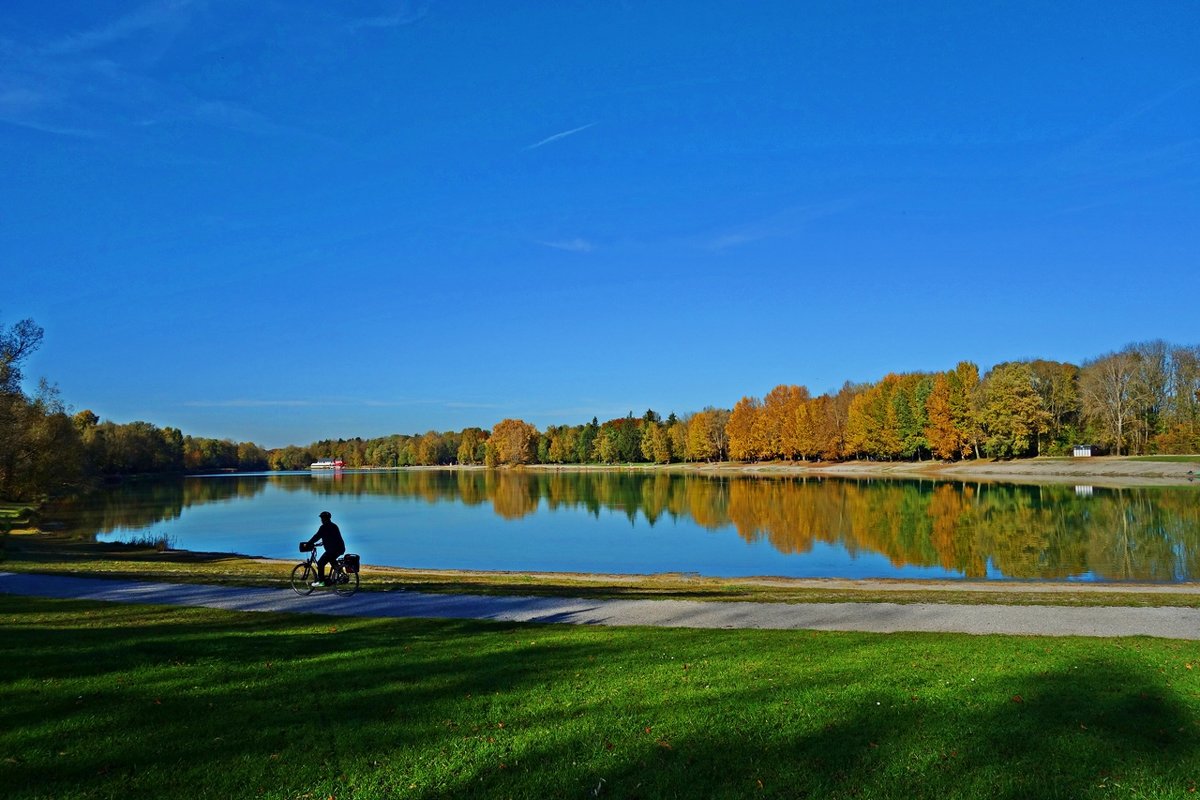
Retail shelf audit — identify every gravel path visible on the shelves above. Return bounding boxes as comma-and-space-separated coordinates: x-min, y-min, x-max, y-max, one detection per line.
3, 571, 1199, 639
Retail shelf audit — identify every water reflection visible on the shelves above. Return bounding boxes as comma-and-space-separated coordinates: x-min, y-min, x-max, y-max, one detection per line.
51, 470, 1200, 582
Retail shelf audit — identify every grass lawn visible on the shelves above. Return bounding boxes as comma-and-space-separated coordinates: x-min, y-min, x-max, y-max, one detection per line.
2, 595, 1200, 799
1130, 456, 1200, 464
6, 533, 1200, 609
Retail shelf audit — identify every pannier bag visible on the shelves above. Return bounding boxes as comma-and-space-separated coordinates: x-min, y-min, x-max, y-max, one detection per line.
299, 541, 313, 552
343, 554, 360, 573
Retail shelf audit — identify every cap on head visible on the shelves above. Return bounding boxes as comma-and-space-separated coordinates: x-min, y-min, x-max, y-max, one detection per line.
319, 511, 332, 519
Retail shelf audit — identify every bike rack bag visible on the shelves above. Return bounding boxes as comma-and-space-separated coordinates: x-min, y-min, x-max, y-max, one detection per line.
299, 541, 314, 552
343, 553, 360, 573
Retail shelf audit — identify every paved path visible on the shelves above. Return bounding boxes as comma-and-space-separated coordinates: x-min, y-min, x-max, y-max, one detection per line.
3, 571, 1199, 639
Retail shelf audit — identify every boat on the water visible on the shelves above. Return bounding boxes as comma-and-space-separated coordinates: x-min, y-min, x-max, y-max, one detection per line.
310, 459, 345, 469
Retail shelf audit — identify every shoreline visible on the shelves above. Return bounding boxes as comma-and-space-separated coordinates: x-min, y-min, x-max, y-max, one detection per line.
413, 456, 1200, 488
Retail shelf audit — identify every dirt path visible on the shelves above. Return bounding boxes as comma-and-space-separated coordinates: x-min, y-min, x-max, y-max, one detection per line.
4, 571, 1199, 640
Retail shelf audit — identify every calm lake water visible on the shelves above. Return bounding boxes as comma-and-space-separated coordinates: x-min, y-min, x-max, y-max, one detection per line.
49, 469, 1200, 583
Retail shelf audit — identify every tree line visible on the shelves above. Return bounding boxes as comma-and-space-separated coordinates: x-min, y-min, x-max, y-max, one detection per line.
2, 314, 1197, 502
1, 318, 270, 501
327, 341, 1197, 468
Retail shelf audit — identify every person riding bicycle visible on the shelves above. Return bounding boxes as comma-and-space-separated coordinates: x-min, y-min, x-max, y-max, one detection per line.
307, 511, 346, 587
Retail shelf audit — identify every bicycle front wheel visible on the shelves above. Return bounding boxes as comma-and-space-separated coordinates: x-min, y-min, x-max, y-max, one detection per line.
334, 570, 359, 597
290, 563, 315, 596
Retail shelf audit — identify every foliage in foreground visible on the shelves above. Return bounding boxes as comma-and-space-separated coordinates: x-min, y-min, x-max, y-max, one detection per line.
2, 596, 1199, 799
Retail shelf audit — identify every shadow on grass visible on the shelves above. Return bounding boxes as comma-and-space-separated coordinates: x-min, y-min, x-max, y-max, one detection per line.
1, 596, 1197, 799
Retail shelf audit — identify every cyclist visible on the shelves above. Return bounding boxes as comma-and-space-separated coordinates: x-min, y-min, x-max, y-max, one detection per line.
307, 511, 346, 587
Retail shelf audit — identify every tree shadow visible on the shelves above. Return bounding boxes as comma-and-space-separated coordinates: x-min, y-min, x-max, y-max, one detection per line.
3, 598, 1198, 799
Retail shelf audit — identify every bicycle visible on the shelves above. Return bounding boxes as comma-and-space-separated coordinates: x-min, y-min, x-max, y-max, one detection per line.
291, 542, 360, 597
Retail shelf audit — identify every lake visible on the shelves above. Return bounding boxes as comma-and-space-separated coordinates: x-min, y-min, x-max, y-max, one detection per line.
47, 469, 1200, 583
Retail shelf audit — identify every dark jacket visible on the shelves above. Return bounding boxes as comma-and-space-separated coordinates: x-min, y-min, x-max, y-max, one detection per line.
308, 521, 345, 555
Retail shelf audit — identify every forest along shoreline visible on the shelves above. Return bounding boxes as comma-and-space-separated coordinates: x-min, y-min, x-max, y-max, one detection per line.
508, 456, 1200, 488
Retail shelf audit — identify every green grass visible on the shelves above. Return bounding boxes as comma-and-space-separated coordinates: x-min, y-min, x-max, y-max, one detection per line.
2, 595, 1200, 799
7, 532, 1200, 608
0, 502, 36, 524
1130, 456, 1200, 464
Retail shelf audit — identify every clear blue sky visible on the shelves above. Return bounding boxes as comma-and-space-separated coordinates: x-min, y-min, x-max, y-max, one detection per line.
3, 1, 1197, 448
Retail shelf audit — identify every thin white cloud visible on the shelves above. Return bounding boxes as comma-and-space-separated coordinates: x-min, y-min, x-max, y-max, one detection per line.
524, 122, 596, 150
0, 3, 315, 141
536, 238, 595, 253
0, 85, 98, 136
1042, 76, 1200, 177
704, 199, 856, 251
346, 2, 430, 32
43, 0, 196, 56
184, 399, 318, 408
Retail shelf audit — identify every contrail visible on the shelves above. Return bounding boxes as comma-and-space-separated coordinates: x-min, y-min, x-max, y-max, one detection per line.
525, 122, 596, 150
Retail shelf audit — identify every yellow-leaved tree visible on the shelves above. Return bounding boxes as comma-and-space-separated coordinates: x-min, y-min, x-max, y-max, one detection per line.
488, 418, 540, 465
726, 397, 761, 461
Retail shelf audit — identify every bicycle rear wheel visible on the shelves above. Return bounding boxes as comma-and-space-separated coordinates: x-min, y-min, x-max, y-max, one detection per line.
290, 563, 315, 596
334, 569, 359, 597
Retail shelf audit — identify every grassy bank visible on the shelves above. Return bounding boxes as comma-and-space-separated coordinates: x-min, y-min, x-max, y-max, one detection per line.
2, 594, 1198, 799
6, 532, 1200, 608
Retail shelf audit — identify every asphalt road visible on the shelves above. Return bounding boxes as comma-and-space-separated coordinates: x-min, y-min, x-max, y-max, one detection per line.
3, 571, 1199, 639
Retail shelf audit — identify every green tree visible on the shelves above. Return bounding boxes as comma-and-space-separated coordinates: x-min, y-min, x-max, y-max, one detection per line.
1028, 360, 1082, 455
577, 418, 599, 463
979, 362, 1050, 458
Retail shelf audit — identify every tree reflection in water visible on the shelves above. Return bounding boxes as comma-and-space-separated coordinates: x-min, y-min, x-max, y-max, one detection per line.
47, 470, 1200, 582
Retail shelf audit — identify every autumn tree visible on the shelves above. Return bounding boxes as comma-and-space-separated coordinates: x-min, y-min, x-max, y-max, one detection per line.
489, 419, 540, 465
686, 408, 730, 461
979, 362, 1050, 458
811, 382, 860, 460
1129, 340, 1170, 454
925, 362, 981, 460
640, 420, 672, 463
845, 375, 903, 459
759, 384, 809, 460
667, 417, 689, 462
546, 425, 580, 464
1080, 348, 1143, 456
237, 441, 269, 470
416, 431, 448, 465
726, 396, 762, 461
1158, 345, 1200, 452
1027, 360, 1082, 455
457, 428, 487, 465
592, 426, 620, 463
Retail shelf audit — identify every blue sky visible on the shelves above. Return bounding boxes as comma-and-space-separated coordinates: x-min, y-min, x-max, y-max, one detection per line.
3, 1, 1198, 447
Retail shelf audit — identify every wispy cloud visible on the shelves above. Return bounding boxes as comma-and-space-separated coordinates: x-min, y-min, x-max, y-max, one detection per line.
43, 0, 196, 56
0, 2, 315, 141
703, 199, 856, 251
1042, 76, 1200, 178
524, 122, 596, 150
346, 2, 430, 32
184, 399, 319, 408
536, 238, 595, 253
